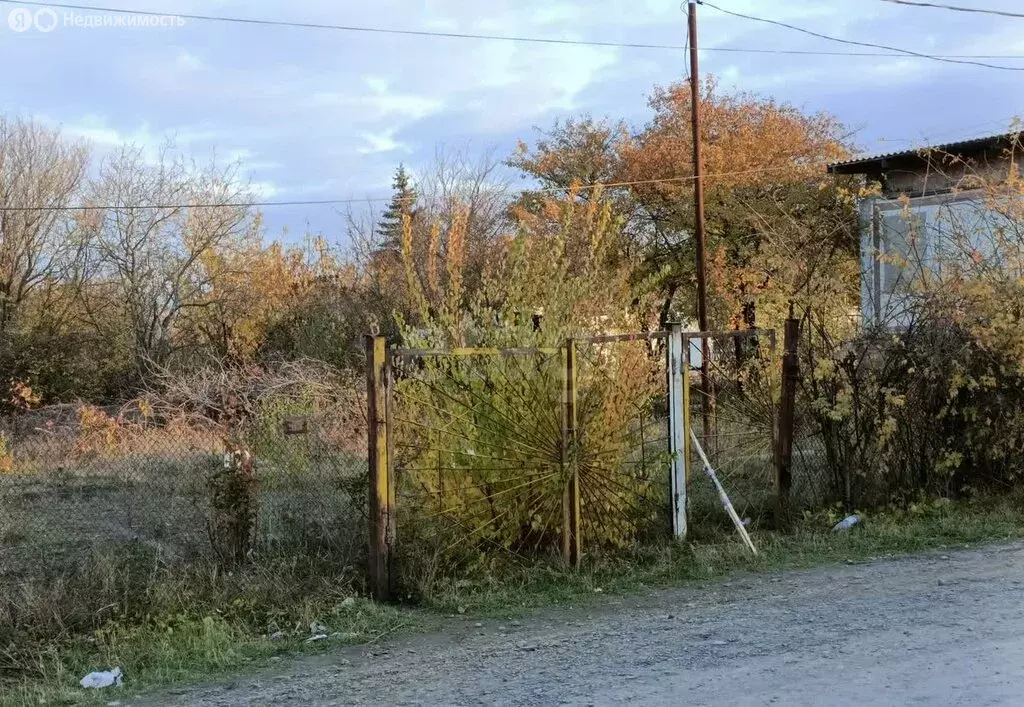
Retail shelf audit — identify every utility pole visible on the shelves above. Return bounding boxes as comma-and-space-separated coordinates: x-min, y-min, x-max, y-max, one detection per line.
688, 0, 713, 445
688, 0, 708, 336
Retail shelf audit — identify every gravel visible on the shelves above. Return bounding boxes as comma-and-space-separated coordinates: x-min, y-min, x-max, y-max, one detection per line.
142, 542, 1024, 706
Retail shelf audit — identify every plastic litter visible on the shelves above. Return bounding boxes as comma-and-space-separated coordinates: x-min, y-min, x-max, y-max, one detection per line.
832, 514, 862, 532
80, 667, 122, 689
306, 634, 329, 643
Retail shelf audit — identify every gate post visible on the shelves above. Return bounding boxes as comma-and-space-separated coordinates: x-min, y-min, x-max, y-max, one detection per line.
667, 324, 688, 539
366, 335, 394, 600
561, 339, 581, 566
775, 311, 800, 529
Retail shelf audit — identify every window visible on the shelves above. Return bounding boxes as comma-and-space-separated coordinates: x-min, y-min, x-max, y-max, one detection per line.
880, 211, 927, 293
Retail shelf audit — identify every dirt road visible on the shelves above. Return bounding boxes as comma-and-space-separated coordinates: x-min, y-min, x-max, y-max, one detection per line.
146, 542, 1024, 706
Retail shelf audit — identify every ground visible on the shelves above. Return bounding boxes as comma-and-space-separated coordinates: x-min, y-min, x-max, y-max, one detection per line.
135, 541, 1024, 706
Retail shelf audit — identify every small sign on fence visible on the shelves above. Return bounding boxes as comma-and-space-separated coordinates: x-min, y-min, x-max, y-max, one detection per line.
282, 416, 309, 436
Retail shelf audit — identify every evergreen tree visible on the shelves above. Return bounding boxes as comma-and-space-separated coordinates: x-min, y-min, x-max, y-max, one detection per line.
376, 165, 416, 256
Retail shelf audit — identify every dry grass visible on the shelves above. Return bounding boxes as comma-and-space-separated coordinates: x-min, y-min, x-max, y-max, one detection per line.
0, 404, 369, 694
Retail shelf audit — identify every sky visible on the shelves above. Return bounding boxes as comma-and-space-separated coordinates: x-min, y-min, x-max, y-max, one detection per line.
1, 0, 1022, 240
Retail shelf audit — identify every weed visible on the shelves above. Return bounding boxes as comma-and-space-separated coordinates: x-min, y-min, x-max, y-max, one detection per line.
3, 492, 1023, 705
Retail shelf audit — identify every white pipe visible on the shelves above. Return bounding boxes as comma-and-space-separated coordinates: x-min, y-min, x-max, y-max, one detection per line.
690, 429, 758, 555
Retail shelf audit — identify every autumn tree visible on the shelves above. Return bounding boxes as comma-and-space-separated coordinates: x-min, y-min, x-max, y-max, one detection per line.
513, 77, 855, 330
80, 144, 257, 378
349, 146, 513, 343
181, 235, 331, 365
508, 117, 625, 199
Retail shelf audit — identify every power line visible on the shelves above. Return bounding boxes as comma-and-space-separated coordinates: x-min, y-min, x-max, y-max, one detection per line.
3, 0, 1024, 59
0, 0, 710, 51
701, 1, 1024, 71
0, 164, 830, 213
879, 0, 1024, 19
874, 118, 1022, 147
703, 47, 1022, 59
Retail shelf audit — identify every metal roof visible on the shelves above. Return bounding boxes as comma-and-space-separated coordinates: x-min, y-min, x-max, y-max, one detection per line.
828, 131, 1019, 174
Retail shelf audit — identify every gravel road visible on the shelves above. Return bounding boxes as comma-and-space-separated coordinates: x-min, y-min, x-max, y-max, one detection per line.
145, 542, 1024, 706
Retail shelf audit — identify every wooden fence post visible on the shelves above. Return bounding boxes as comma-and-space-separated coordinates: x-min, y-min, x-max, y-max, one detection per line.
366, 335, 394, 600
775, 312, 800, 529
561, 339, 581, 566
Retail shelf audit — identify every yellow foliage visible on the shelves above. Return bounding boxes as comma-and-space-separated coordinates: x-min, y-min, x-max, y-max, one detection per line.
0, 433, 13, 474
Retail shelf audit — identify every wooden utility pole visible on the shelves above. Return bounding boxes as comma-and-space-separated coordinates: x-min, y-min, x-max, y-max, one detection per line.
688, 0, 713, 444
688, 0, 709, 335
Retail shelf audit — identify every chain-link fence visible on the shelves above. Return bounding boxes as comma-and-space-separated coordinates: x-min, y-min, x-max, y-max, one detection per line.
390, 348, 566, 572
684, 330, 778, 533
381, 332, 688, 590
574, 335, 673, 549
387, 337, 676, 575
0, 400, 367, 591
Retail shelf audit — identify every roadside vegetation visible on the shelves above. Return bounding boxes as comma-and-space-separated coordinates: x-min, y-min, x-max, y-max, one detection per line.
1, 78, 1023, 704
4, 491, 1024, 706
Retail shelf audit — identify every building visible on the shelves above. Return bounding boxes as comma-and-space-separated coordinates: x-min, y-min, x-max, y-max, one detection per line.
828, 132, 1022, 328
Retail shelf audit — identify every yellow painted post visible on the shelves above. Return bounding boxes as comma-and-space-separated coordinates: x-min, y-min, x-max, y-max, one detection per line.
365, 335, 393, 601
561, 339, 582, 566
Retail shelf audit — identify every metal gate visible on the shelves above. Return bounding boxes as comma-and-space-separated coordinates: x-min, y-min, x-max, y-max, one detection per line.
365, 326, 779, 599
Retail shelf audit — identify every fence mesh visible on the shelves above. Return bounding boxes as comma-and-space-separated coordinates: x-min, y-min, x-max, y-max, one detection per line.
390, 350, 565, 568
574, 336, 672, 549
0, 402, 367, 591
388, 337, 676, 570
686, 331, 778, 531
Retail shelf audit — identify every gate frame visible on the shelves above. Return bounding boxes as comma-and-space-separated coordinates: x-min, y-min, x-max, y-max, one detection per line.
678, 328, 779, 534
367, 328, 780, 597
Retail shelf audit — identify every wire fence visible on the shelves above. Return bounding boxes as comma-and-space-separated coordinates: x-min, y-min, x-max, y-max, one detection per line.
0, 403, 367, 590
685, 331, 779, 532
380, 329, 785, 587
390, 348, 566, 570
2, 327, 820, 601
573, 336, 673, 549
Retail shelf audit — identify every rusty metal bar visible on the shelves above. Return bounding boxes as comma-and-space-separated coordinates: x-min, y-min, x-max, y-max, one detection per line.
683, 334, 693, 488
562, 339, 581, 566
577, 331, 669, 345
392, 346, 559, 359
680, 328, 770, 342
775, 314, 800, 529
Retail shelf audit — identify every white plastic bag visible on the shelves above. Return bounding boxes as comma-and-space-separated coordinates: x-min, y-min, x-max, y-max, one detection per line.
832, 514, 862, 532
80, 667, 123, 689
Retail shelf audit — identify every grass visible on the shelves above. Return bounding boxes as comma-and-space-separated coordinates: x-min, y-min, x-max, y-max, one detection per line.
0, 599, 413, 707
3, 491, 1024, 706
420, 493, 1024, 616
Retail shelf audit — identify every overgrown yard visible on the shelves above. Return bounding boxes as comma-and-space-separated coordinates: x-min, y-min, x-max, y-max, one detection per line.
3, 492, 1023, 706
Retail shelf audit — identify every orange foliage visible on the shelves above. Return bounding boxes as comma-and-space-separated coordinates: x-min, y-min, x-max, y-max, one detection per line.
619, 76, 850, 203
188, 236, 352, 362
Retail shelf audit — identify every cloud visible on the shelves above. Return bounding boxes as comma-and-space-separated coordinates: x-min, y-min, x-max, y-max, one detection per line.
357, 129, 409, 155
174, 50, 203, 71
2, 0, 1022, 238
